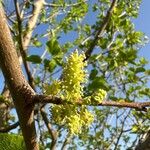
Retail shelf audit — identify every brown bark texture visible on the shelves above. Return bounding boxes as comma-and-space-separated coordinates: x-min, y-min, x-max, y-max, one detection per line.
0, 4, 38, 150
135, 132, 150, 150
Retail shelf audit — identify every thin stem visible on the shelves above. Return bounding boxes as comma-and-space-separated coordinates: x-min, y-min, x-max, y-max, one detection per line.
85, 0, 118, 60
0, 122, 19, 133
33, 94, 149, 111
41, 108, 58, 150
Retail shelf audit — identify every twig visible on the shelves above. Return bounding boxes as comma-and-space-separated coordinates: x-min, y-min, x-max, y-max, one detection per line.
40, 108, 58, 150
61, 133, 72, 150
33, 94, 149, 111
44, 0, 87, 7
113, 110, 130, 150
14, 0, 35, 88
17, 0, 44, 87
85, 0, 118, 60
23, 0, 44, 50
0, 122, 19, 133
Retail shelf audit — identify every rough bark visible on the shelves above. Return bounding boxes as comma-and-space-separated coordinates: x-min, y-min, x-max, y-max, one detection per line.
23, 0, 44, 50
0, 84, 12, 127
135, 132, 150, 150
0, 4, 38, 150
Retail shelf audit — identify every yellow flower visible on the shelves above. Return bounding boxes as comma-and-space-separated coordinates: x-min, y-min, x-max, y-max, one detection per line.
50, 51, 100, 135
92, 89, 107, 103
44, 80, 61, 96
62, 50, 87, 102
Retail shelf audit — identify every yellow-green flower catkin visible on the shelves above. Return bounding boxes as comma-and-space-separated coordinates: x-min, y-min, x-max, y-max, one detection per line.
62, 50, 87, 102
50, 50, 105, 135
93, 89, 107, 103
44, 80, 61, 96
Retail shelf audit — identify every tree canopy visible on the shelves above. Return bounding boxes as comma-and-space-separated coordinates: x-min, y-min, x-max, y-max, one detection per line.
0, 0, 150, 150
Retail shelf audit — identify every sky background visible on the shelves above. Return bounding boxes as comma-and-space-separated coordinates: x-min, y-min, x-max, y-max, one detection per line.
0, 1, 149, 149
0, 0, 150, 92
134, 0, 150, 62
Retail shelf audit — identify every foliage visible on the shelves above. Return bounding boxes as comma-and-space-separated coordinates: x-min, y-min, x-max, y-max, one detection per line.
45, 51, 106, 134
0, 133, 25, 150
0, 0, 150, 149
0, 133, 44, 150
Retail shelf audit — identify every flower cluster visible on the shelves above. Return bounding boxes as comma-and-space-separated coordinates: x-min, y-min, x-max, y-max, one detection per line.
67, 107, 94, 135
67, 114, 81, 134
61, 50, 87, 101
52, 105, 94, 135
92, 89, 107, 103
49, 50, 106, 135
51, 50, 93, 134
44, 80, 61, 96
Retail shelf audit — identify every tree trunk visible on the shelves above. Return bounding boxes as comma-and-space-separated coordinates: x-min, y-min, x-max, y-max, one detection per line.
135, 132, 150, 150
0, 3, 38, 150
0, 85, 11, 127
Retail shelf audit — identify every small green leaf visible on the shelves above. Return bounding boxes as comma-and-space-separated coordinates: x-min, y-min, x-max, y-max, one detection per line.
99, 38, 108, 49
89, 69, 98, 80
46, 38, 61, 55
145, 70, 150, 75
43, 59, 57, 72
26, 55, 42, 64
88, 77, 109, 91
135, 67, 145, 73
140, 57, 148, 65
44, 59, 49, 68
54, 55, 63, 66
49, 59, 57, 72
132, 125, 138, 133
33, 40, 42, 47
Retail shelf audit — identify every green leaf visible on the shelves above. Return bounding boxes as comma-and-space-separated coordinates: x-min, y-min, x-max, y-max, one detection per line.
43, 59, 49, 68
46, 38, 61, 55
98, 38, 108, 49
140, 57, 148, 65
0, 133, 44, 150
132, 125, 138, 133
43, 59, 57, 72
0, 133, 25, 150
49, 59, 57, 72
145, 69, 150, 75
26, 55, 42, 64
33, 40, 42, 47
89, 69, 98, 80
53, 56, 63, 66
135, 67, 145, 73
88, 77, 109, 91
139, 88, 150, 97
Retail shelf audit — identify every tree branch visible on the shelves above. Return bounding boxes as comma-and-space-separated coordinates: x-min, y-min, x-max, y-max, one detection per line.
14, 0, 35, 88
16, 0, 44, 88
0, 122, 19, 133
0, 4, 38, 149
61, 133, 72, 150
43, 0, 87, 7
23, 0, 44, 50
85, 0, 117, 60
41, 108, 58, 150
135, 131, 150, 150
33, 95, 149, 111
113, 111, 130, 150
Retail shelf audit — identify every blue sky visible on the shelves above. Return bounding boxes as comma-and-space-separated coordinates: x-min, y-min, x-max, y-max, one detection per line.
0, 1, 149, 149
0, 0, 150, 106
0, 1, 150, 92
134, 0, 150, 61
0, 0, 150, 96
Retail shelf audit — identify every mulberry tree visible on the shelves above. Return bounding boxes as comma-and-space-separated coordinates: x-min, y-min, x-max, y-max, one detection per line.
0, 0, 150, 150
